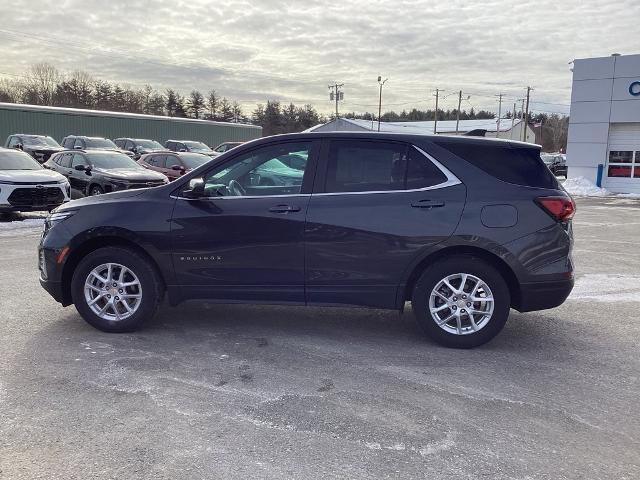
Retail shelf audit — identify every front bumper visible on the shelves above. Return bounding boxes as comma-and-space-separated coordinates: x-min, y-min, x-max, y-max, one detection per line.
0, 182, 70, 212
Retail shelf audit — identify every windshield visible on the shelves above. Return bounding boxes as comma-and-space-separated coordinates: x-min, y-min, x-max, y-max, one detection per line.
136, 139, 164, 149
22, 136, 60, 148
0, 151, 44, 170
87, 152, 144, 169
180, 153, 211, 169
541, 154, 555, 165
85, 138, 118, 149
183, 141, 213, 152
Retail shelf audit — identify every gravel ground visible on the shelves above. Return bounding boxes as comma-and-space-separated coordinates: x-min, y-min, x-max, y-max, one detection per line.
0, 197, 639, 479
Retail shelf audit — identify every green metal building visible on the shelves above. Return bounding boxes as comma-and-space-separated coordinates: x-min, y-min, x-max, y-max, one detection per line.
0, 102, 262, 147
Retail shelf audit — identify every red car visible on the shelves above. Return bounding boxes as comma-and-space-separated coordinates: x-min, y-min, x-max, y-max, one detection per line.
137, 152, 212, 180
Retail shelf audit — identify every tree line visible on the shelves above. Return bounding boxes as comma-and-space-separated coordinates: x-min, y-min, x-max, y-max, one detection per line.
0, 63, 568, 150
0, 63, 327, 132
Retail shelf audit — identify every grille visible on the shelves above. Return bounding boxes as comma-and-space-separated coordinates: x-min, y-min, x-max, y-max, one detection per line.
8, 187, 64, 207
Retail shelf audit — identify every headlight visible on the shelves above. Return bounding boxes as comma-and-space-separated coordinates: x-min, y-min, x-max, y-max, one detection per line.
44, 210, 76, 230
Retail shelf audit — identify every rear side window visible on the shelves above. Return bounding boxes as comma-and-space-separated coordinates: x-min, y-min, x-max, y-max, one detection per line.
325, 140, 406, 193
436, 142, 558, 189
324, 140, 447, 193
59, 153, 72, 168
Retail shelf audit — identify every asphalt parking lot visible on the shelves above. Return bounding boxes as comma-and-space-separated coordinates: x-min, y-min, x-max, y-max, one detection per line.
1, 197, 639, 480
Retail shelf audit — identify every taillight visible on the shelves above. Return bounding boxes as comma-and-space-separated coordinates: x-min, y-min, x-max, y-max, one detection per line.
536, 195, 575, 222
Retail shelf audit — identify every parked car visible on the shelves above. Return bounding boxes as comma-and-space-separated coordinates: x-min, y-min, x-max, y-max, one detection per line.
0, 147, 70, 212
5, 134, 64, 163
114, 138, 167, 159
61, 136, 135, 158
541, 153, 567, 177
44, 149, 168, 196
38, 133, 574, 348
165, 140, 218, 157
213, 141, 243, 154
138, 152, 212, 180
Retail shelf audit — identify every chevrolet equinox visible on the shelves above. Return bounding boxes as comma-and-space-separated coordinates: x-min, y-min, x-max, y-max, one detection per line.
38, 132, 575, 348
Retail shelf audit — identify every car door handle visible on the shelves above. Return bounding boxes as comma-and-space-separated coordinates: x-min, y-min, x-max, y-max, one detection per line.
411, 200, 445, 209
269, 204, 301, 213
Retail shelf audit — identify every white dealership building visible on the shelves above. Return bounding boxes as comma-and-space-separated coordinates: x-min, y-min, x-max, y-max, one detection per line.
567, 53, 640, 193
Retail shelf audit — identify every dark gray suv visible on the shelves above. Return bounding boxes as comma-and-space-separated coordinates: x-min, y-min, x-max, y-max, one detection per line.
38, 132, 574, 348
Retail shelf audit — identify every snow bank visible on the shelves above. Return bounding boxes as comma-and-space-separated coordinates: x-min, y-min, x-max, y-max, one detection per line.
562, 177, 610, 197
0, 217, 45, 237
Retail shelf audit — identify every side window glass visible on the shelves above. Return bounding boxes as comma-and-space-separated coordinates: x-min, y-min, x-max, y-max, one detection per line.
60, 153, 73, 168
405, 147, 447, 189
147, 155, 159, 167
124, 140, 134, 150
62, 138, 72, 148
71, 153, 86, 167
74, 138, 84, 149
114, 139, 123, 148
165, 155, 181, 168
8, 136, 20, 148
200, 141, 311, 197
325, 140, 406, 193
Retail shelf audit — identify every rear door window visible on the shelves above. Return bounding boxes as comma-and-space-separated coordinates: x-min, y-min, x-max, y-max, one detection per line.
165, 155, 181, 169
59, 153, 73, 168
435, 141, 558, 189
323, 140, 448, 193
324, 140, 406, 193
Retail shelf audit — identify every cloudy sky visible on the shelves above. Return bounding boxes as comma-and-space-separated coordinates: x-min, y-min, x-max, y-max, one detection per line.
2, 0, 640, 116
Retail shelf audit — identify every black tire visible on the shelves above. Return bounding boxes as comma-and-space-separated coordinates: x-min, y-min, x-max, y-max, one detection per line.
89, 185, 103, 196
411, 256, 510, 348
70, 247, 163, 332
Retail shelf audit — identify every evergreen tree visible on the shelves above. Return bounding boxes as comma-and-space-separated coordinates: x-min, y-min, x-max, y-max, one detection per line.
187, 90, 205, 119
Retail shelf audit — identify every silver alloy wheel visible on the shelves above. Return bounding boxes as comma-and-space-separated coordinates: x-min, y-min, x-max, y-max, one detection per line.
428, 273, 494, 335
84, 263, 142, 322
90, 187, 102, 196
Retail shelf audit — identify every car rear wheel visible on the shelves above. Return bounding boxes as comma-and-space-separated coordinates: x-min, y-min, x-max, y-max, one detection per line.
89, 185, 103, 196
411, 256, 510, 348
70, 247, 162, 332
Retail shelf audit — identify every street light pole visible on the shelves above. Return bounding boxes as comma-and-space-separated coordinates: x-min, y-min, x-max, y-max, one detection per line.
377, 76, 388, 132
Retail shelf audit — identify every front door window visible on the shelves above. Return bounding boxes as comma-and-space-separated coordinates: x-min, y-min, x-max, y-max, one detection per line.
201, 142, 311, 197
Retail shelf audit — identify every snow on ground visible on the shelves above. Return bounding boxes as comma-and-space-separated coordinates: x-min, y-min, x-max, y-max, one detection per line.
562, 177, 610, 197
569, 274, 640, 303
561, 176, 640, 199
0, 213, 45, 237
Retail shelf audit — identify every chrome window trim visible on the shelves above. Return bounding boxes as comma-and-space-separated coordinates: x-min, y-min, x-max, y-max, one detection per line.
172, 144, 461, 200
313, 145, 461, 197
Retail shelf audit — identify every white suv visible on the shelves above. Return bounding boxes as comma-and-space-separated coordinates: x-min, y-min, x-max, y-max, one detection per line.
0, 148, 70, 213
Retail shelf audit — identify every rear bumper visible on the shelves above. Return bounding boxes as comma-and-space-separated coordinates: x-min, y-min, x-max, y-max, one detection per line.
515, 277, 574, 312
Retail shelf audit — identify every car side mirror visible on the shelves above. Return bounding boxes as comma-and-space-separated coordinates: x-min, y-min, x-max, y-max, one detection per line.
179, 148, 187, 152
74, 164, 86, 171
182, 179, 205, 199
171, 164, 186, 171
14, 144, 23, 150
74, 145, 83, 150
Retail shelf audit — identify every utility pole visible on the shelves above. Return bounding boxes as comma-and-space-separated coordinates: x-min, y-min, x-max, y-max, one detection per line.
433, 88, 440, 134
328, 83, 344, 119
455, 90, 463, 134
377, 76, 388, 132
511, 102, 516, 139
523, 86, 532, 142
495, 93, 503, 139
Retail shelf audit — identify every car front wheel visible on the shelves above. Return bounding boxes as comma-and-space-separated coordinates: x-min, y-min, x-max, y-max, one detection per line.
70, 247, 163, 332
411, 256, 510, 348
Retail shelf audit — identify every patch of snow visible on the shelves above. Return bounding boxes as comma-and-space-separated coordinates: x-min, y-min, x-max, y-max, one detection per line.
562, 177, 610, 197
0, 218, 44, 237
569, 274, 640, 303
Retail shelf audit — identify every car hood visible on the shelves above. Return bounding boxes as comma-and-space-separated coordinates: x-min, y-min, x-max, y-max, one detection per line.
95, 168, 167, 181
0, 169, 67, 183
27, 146, 64, 153
57, 188, 148, 211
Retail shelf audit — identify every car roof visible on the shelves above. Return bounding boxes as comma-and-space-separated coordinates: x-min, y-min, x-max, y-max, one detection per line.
257, 131, 539, 149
